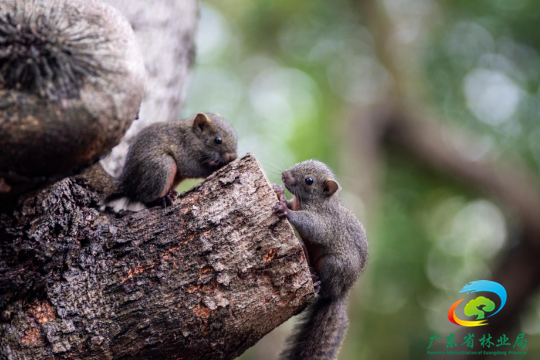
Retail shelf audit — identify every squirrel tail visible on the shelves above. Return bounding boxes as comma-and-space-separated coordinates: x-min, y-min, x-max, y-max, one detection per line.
75, 163, 123, 202
280, 296, 349, 360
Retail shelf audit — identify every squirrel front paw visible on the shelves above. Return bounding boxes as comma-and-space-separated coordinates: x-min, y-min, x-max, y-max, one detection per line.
273, 201, 288, 218
273, 184, 286, 202
162, 189, 179, 207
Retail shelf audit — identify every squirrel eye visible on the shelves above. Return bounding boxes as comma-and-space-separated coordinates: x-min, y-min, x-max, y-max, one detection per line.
214, 136, 222, 144
305, 177, 314, 185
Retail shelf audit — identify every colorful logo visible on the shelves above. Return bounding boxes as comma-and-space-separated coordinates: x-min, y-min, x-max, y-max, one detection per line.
448, 280, 507, 327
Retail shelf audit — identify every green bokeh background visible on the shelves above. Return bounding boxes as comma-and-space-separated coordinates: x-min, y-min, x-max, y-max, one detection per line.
181, 0, 540, 359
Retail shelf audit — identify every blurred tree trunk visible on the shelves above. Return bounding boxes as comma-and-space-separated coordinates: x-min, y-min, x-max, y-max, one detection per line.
102, 0, 200, 175
347, 2, 540, 358
0, 154, 315, 359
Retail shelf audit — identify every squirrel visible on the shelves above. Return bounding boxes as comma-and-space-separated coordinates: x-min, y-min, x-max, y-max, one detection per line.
272, 160, 368, 360
78, 112, 238, 207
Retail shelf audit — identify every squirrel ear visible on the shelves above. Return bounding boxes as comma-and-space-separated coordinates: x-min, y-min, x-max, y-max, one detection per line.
323, 179, 339, 196
193, 113, 212, 132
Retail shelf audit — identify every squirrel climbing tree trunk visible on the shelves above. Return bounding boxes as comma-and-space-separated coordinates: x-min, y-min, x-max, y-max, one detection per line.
0, 154, 315, 359
0, 2, 315, 357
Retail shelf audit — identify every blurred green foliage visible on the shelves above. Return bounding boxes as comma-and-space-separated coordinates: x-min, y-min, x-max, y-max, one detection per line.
182, 0, 540, 358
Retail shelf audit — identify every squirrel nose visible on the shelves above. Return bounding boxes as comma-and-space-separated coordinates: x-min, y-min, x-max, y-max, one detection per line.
282, 171, 296, 185
222, 153, 237, 163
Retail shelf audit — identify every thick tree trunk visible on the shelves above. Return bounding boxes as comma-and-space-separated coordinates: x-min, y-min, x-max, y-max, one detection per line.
0, 154, 315, 359
0, 0, 197, 205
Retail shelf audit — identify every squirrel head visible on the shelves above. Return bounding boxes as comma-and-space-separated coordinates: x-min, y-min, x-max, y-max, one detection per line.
191, 112, 238, 170
281, 160, 340, 203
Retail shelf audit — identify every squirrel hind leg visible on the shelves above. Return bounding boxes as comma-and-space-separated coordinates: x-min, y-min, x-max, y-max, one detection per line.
123, 154, 177, 205
163, 189, 179, 206
145, 189, 179, 208
316, 255, 353, 299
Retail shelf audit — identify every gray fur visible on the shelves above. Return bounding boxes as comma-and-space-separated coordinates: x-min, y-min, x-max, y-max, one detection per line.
117, 112, 237, 205
276, 160, 368, 360
82, 112, 239, 206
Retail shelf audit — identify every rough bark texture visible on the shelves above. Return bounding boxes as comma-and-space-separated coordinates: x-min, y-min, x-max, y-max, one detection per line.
0, 153, 315, 359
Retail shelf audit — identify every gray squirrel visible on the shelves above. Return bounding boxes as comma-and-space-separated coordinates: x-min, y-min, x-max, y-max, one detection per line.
78, 112, 237, 207
273, 160, 369, 360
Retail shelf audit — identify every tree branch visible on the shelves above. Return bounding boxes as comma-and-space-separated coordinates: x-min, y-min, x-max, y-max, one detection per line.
0, 154, 315, 359
387, 112, 540, 238
346, 107, 540, 360
384, 112, 540, 358
349, 3, 540, 355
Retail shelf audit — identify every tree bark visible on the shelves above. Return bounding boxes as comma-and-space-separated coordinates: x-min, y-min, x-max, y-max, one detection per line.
0, 0, 145, 197
0, 154, 315, 359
